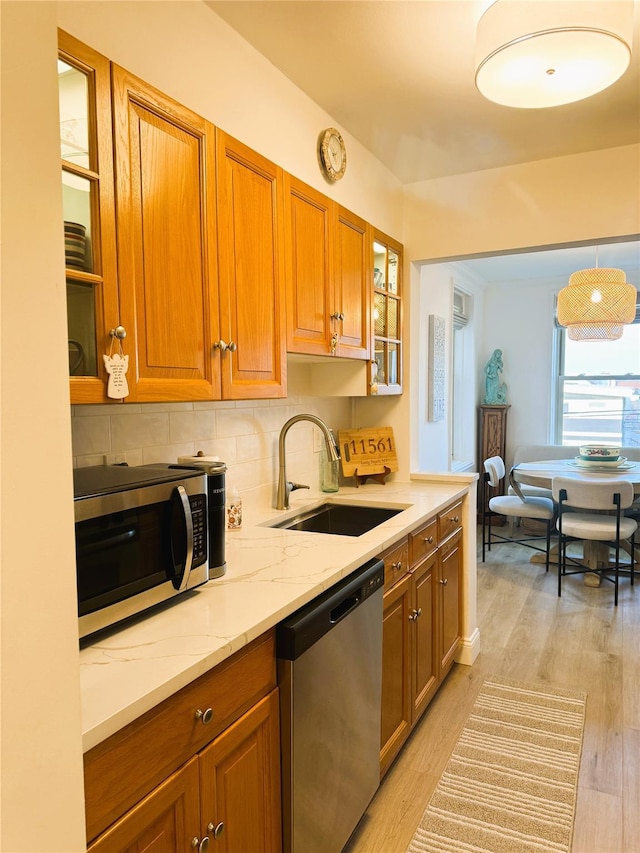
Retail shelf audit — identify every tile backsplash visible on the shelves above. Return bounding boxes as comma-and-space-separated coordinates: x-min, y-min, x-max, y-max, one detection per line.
72, 396, 352, 503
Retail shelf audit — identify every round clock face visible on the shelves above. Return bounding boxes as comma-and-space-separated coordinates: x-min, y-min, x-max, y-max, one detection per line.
320, 128, 347, 181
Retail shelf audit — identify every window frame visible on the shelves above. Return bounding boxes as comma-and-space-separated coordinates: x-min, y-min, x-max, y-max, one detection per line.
553, 300, 640, 445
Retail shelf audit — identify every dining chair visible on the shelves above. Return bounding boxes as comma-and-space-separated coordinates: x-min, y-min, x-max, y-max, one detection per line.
552, 476, 638, 606
482, 456, 555, 569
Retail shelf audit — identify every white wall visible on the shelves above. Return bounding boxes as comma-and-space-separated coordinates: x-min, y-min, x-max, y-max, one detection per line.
1, 2, 86, 849
481, 279, 561, 468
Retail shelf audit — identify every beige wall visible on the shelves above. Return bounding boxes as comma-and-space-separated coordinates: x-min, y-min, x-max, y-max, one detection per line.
1, 2, 86, 849
403, 144, 640, 262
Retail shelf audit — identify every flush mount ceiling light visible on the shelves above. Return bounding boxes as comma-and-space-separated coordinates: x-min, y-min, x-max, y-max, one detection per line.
557, 266, 637, 341
475, 0, 634, 108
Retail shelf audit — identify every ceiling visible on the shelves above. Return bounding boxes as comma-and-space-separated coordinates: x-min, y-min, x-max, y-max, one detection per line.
207, 0, 640, 282
207, 0, 640, 185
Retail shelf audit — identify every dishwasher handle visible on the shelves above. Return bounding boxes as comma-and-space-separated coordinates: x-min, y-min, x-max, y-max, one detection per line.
330, 593, 360, 624
276, 557, 384, 661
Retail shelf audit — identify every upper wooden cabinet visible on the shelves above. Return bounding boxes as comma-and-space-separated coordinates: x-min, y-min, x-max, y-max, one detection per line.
59, 31, 119, 404
284, 176, 371, 360
216, 132, 287, 399
371, 230, 403, 395
112, 65, 220, 402
334, 206, 371, 359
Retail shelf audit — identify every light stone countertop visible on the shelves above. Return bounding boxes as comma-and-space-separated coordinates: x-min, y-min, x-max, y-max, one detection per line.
79, 476, 476, 752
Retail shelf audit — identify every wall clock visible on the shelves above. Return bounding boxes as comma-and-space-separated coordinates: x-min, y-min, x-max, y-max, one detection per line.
319, 127, 347, 182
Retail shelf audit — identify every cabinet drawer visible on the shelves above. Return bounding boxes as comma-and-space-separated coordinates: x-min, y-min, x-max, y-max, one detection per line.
438, 501, 463, 543
382, 538, 409, 589
84, 630, 276, 843
409, 517, 437, 566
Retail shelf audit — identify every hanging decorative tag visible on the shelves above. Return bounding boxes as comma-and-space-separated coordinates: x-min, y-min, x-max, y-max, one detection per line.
104, 331, 130, 399
103, 352, 129, 399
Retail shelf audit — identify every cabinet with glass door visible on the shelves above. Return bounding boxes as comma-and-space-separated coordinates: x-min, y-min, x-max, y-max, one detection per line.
371, 231, 403, 395
59, 31, 119, 404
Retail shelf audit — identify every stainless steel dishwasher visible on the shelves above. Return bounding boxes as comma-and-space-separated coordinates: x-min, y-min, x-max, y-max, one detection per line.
277, 557, 384, 853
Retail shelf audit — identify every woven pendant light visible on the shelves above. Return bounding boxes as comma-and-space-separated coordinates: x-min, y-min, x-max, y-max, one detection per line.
557, 267, 636, 341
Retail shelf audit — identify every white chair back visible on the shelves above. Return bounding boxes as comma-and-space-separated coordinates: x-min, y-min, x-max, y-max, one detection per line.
552, 476, 635, 511
483, 455, 505, 488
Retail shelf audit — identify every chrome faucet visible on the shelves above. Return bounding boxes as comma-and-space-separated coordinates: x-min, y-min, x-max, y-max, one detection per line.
276, 414, 340, 510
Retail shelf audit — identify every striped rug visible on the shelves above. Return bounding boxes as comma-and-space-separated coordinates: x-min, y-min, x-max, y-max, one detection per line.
406, 676, 587, 853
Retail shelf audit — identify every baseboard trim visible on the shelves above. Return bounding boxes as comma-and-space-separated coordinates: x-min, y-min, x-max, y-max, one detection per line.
455, 627, 481, 666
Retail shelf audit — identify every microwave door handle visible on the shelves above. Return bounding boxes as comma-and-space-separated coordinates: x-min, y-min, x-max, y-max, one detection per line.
172, 485, 194, 591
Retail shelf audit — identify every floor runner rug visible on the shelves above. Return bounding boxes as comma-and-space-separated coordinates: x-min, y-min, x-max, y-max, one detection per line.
406, 676, 587, 853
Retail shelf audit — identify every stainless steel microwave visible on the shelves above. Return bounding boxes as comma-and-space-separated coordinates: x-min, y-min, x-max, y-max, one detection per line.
73, 464, 210, 639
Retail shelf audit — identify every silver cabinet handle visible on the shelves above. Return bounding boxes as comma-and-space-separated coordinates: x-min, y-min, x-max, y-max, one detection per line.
330, 312, 345, 321
195, 707, 213, 725
439, 578, 448, 586
208, 822, 225, 840
109, 325, 127, 340
449, 515, 460, 524
391, 561, 403, 571
423, 535, 434, 544
192, 838, 209, 851
214, 340, 237, 352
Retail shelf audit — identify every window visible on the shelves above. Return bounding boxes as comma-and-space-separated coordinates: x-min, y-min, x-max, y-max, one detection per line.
554, 303, 640, 446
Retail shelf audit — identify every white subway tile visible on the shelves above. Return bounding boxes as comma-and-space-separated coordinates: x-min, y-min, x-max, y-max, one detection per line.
111, 412, 169, 450
71, 416, 111, 456
169, 409, 216, 443
216, 408, 255, 437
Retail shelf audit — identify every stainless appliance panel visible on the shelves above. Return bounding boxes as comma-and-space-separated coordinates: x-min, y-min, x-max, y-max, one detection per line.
278, 559, 384, 853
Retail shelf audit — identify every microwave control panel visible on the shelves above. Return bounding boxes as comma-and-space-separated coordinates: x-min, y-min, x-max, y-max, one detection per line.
190, 494, 208, 567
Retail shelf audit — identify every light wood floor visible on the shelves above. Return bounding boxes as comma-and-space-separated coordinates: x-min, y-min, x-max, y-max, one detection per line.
346, 537, 640, 853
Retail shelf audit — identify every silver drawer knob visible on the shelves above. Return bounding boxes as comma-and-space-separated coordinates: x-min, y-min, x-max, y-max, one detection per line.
391, 560, 403, 571
423, 535, 434, 544
449, 515, 459, 524
214, 339, 237, 352
208, 822, 225, 840
195, 707, 213, 725
439, 578, 448, 586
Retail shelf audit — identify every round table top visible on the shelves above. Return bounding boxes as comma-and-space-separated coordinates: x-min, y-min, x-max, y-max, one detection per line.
513, 458, 640, 494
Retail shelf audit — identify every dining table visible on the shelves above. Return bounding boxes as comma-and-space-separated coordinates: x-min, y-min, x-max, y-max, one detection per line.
511, 457, 639, 582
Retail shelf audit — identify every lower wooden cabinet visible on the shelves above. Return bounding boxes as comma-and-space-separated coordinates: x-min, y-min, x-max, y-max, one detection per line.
380, 501, 463, 777
87, 759, 200, 853
84, 632, 281, 852
88, 691, 281, 853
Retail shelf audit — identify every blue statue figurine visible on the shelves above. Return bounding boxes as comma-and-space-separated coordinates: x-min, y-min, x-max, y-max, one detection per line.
484, 348, 507, 404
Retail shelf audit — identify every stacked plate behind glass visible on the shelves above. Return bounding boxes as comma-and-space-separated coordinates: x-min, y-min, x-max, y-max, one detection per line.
64, 221, 86, 270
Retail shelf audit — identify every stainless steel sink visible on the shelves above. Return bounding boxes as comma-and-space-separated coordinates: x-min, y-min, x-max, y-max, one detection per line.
267, 502, 405, 537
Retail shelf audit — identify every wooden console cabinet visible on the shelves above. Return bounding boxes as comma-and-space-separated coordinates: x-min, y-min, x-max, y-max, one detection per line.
477, 404, 510, 520
379, 500, 463, 777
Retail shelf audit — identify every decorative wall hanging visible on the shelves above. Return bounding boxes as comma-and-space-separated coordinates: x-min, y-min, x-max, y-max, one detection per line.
428, 315, 446, 422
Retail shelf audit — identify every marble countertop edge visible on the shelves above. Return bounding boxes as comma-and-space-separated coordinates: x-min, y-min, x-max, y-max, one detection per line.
80, 479, 470, 751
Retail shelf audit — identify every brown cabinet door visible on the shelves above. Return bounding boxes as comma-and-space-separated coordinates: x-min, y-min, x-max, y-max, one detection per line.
439, 530, 462, 676
59, 31, 120, 404
199, 690, 282, 853
411, 552, 438, 721
284, 175, 333, 355
217, 132, 286, 399
333, 206, 370, 359
380, 573, 411, 777
112, 66, 220, 402
87, 758, 200, 853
